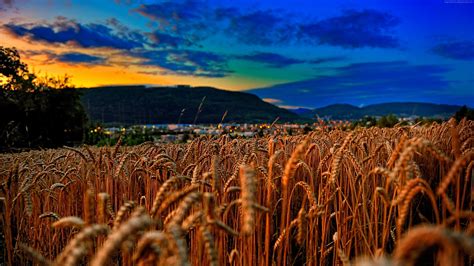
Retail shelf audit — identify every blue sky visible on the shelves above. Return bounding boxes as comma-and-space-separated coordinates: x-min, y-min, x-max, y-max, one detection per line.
0, 0, 473, 108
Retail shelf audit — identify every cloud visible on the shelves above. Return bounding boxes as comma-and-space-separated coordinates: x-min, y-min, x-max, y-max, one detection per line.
20, 49, 106, 66
134, 2, 401, 49
236, 52, 345, 68
236, 52, 304, 68
248, 61, 466, 107
130, 49, 232, 77
299, 9, 400, 48
0, 0, 12, 12
4, 15, 230, 77
225, 10, 296, 45
3, 16, 198, 50
56, 52, 105, 65
214, 7, 239, 21
279, 105, 307, 109
308, 56, 347, 64
134, 3, 295, 45
105, 18, 131, 33
1, 0, 12, 8
3, 17, 144, 50
431, 40, 474, 60
134, 0, 211, 41
262, 98, 282, 104
147, 31, 192, 48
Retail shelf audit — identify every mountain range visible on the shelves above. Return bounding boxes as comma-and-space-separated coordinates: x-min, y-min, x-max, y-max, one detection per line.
297, 102, 462, 120
79, 85, 464, 125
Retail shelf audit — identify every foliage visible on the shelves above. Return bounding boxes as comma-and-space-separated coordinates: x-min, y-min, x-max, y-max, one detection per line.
0, 46, 87, 150
454, 105, 474, 121
350, 115, 377, 128
349, 114, 446, 129
414, 117, 443, 125
0, 46, 35, 91
376, 114, 399, 128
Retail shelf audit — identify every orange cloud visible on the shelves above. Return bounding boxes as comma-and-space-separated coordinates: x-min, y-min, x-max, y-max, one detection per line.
262, 98, 282, 104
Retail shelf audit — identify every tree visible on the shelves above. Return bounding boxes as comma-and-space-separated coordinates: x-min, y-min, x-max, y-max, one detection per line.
454, 105, 474, 121
351, 116, 377, 128
0, 46, 36, 91
0, 46, 87, 149
377, 114, 399, 128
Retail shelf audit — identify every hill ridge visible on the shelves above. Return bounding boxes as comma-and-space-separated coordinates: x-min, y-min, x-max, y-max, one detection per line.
300, 102, 462, 119
79, 85, 300, 125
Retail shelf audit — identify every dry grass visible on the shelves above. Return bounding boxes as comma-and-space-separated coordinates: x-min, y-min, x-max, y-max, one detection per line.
0, 119, 473, 265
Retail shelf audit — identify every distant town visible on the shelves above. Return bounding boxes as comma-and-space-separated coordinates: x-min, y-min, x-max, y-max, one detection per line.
91, 122, 311, 143
88, 113, 442, 145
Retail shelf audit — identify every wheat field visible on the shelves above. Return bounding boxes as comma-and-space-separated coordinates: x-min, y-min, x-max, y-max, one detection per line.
1, 119, 473, 265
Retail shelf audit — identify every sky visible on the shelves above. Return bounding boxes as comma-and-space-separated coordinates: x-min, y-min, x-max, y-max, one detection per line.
0, 0, 473, 108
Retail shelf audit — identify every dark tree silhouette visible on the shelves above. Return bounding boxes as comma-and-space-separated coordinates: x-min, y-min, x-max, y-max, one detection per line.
454, 105, 474, 121
0, 46, 87, 150
0, 46, 36, 91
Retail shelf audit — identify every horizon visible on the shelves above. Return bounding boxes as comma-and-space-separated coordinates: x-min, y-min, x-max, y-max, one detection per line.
1, 0, 473, 108
78, 84, 473, 110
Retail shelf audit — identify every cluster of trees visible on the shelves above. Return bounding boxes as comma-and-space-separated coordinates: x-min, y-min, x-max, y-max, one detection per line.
349, 114, 401, 128
349, 114, 447, 129
84, 126, 154, 146
454, 105, 474, 121
0, 46, 87, 150
349, 109, 474, 130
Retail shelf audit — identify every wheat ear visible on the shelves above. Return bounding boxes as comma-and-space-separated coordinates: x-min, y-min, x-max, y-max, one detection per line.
90, 215, 152, 266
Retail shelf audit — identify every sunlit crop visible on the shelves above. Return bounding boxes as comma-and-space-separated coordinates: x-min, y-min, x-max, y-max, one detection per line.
1, 119, 473, 265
